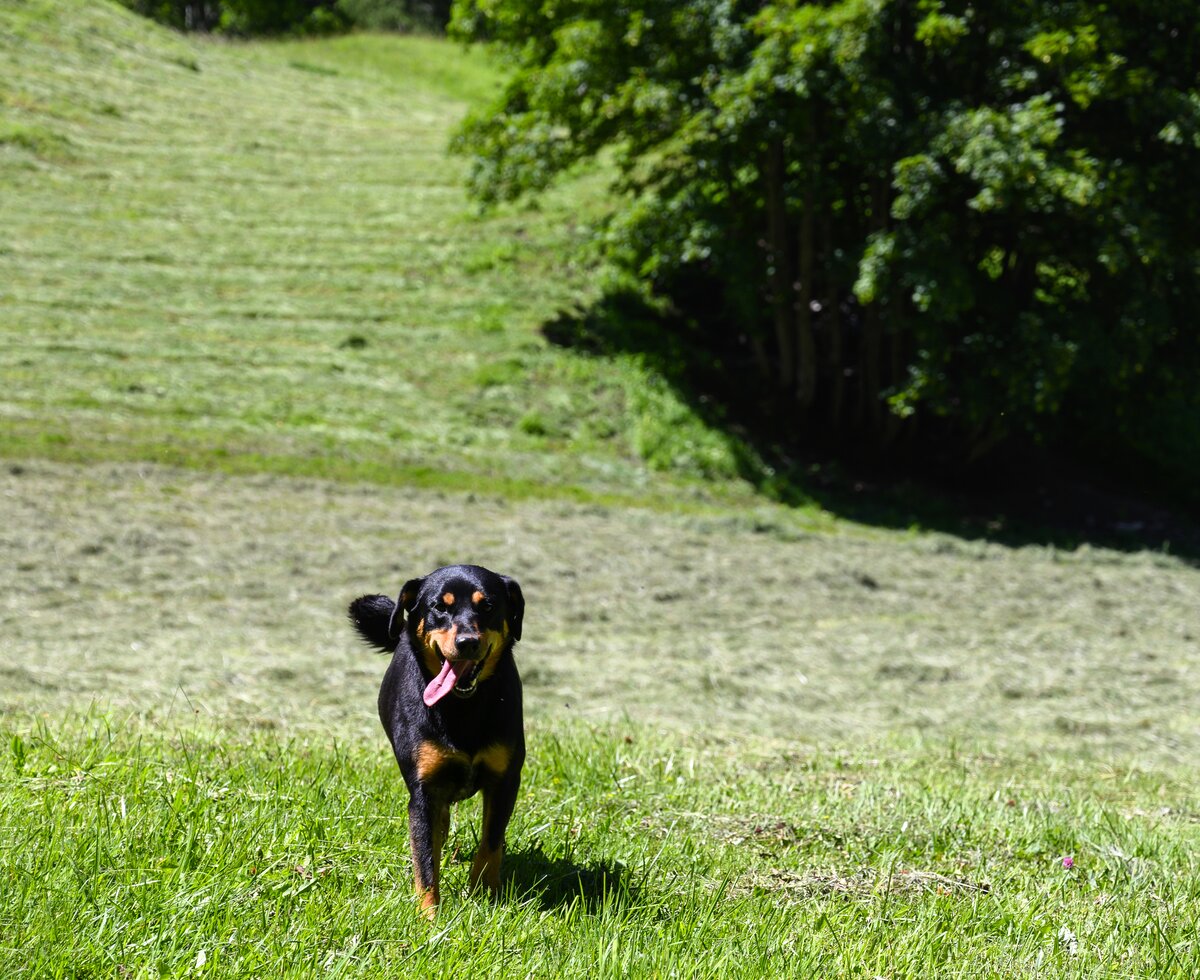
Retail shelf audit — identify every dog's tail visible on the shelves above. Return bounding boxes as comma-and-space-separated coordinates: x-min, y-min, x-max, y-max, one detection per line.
348, 594, 399, 653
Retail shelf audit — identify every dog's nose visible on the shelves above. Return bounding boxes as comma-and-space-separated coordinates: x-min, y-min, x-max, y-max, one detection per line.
454, 634, 480, 659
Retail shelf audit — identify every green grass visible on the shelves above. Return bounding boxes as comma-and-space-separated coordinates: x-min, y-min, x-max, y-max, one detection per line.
2, 461, 1200, 975
0, 0, 748, 510
4, 2, 1200, 976
4, 714, 1199, 977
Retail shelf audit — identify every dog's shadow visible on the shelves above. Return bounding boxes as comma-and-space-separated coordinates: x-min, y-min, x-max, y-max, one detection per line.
500, 845, 639, 912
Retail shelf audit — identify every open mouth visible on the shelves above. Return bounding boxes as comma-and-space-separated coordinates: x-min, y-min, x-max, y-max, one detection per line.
451, 658, 482, 697
422, 647, 492, 706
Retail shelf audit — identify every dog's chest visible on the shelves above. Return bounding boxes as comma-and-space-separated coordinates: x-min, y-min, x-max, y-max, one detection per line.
413, 739, 513, 801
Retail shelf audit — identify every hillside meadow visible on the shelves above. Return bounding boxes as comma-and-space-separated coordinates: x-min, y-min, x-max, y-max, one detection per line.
2, 2, 1199, 976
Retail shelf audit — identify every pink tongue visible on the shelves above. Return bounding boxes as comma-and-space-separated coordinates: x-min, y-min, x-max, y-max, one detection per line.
423, 659, 473, 707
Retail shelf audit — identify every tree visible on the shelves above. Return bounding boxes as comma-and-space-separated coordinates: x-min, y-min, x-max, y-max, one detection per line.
451, 0, 1200, 490
118, 0, 348, 34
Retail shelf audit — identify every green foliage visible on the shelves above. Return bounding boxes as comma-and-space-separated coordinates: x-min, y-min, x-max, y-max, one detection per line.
452, 0, 1200, 492
116, 0, 454, 34
334, 0, 451, 32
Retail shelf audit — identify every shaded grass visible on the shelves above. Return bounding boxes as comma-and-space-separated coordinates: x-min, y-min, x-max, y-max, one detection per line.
2, 713, 1198, 977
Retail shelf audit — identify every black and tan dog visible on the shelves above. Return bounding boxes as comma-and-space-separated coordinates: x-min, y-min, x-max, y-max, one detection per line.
348, 564, 524, 917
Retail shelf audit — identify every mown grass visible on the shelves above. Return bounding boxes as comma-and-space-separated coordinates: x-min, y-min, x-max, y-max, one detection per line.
3, 460, 1200, 975
0, 0, 751, 509
4, 2, 1200, 976
3, 713, 1198, 978
5, 461, 1198, 762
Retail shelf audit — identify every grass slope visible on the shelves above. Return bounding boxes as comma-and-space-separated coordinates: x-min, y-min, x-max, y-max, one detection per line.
2, 461, 1200, 976
3, 3, 1200, 976
0, 0, 744, 510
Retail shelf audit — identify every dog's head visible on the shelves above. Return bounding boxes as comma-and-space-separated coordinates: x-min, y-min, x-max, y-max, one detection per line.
349, 564, 523, 706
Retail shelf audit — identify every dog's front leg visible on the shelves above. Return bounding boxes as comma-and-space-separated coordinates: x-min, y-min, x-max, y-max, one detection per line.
470, 770, 521, 897
408, 787, 450, 918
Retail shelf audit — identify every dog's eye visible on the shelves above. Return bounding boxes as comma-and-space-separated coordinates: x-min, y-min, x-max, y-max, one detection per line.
477, 598, 493, 612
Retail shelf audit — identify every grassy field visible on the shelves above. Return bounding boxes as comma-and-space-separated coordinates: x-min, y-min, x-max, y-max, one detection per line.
3, 2, 1200, 976
0, 0, 744, 507
6, 712, 1199, 976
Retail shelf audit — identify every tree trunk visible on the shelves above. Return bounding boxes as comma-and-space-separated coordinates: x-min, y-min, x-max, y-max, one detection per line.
824, 217, 845, 428
862, 306, 883, 430
764, 140, 795, 392
860, 178, 888, 432
795, 187, 817, 409
748, 333, 771, 386
883, 322, 905, 444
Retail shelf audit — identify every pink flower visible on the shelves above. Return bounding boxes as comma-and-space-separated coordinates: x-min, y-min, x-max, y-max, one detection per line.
1062, 856, 1074, 869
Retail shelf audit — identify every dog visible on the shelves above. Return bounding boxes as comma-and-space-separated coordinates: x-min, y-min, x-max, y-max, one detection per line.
348, 564, 525, 917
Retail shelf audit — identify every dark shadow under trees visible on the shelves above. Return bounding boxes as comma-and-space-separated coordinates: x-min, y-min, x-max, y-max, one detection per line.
455, 0, 1200, 562
544, 288, 1200, 563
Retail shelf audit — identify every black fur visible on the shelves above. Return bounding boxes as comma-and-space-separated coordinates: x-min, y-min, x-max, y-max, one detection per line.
349, 563, 525, 917
348, 594, 400, 652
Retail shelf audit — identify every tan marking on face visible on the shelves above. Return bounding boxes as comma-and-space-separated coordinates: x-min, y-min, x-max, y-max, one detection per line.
442, 592, 456, 606
473, 743, 512, 776
423, 624, 458, 661
472, 628, 508, 684
414, 620, 448, 676
414, 740, 468, 782
472, 590, 485, 606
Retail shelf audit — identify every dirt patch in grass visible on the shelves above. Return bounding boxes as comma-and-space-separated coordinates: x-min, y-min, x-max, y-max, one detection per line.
731, 866, 990, 903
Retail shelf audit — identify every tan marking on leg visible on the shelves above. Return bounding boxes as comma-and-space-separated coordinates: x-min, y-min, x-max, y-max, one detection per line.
410, 816, 439, 918
472, 743, 512, 777
469, 842, 504, 896
412, 800, 450, 920
414, 740, 468, 781
469, 792, 504, 896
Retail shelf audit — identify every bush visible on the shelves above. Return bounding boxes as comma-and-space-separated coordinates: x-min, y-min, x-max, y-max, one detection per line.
217, 0, 346, 34
335, 0, 451, 32
119, 0, 449, 33
451, 0, 1200, 496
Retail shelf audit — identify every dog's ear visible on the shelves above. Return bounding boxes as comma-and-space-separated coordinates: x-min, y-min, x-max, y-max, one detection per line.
501, 575, 524, 642
348, 595, 398, 652
389, 576, 425, 637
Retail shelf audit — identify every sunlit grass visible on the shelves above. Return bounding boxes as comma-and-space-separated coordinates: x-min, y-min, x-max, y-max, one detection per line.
3, 3, 1200, 976
3, 713, 1198, 978
0, 0, 743, 507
